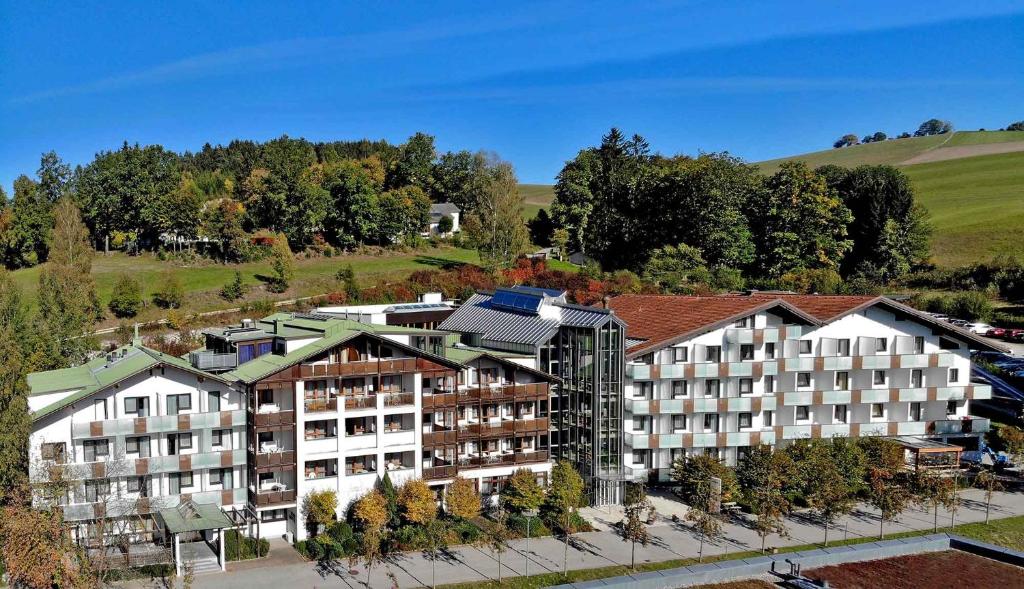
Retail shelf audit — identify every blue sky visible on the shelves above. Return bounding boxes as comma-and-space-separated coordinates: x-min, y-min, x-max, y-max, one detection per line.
2, 1, 1023, 188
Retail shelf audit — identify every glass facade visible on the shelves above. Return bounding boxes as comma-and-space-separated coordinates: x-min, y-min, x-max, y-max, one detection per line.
543, 318, 626, 505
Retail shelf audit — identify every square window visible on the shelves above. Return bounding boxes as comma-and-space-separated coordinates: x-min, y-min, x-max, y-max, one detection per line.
872, 403, 884, 418
876, 338, 888, 353
740, 344, 754, 361
799, 340, 812, 355
738, 413, 752, 428
873, 370, 887, 385
672, 414, 687, 432
796, 406, 810, 420
705, 346, 722, 363
739, 378, 753, 395
797, 373, 811, 388
671, 380, 687, 398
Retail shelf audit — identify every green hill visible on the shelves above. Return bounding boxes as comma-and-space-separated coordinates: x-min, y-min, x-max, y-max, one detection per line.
757, 130, 1024, 174
519, 183, 556, 220
903, 151, 1024, 267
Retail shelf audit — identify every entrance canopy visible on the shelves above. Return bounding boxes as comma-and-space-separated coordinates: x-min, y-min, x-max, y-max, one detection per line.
158, 500, 233, 534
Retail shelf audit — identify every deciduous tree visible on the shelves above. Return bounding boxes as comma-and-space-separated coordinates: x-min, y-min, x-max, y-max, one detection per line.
445, 476, 481, 520
501, 468, 545, 514
398, 478, 437, 525
302, 490, 338, 537
474, 161, 529, 268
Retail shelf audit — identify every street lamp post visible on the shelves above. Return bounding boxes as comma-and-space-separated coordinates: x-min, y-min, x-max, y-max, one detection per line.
524, 508, 539, 578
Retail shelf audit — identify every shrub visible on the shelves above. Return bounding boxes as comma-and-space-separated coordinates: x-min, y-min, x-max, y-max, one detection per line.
220, 271, 246, 301
506, 513, 551, 538
152, 271, 184, 309
392, 524, 429, 550
223, 530, 269, 561
949, 290, 994, 322
447, 518, 482, 544
108, 274, 143, 318
241, 298, 276, 315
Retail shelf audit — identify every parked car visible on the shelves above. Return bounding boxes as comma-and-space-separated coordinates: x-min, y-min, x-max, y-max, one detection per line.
986, 327, 1007, 337
1003, 329, 1024, 341
929, 313, 949, 321
1013, 332, 1024, 343
967, 323, 995, 334
950, 319, 970, 327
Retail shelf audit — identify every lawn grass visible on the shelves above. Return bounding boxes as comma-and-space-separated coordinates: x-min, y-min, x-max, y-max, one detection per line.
903, 151, 1024, 266
438, 515, 1024, 589
11, 246, 482, 327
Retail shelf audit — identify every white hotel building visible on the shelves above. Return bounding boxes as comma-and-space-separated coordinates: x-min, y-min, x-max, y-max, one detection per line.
608, 294, 1000, 482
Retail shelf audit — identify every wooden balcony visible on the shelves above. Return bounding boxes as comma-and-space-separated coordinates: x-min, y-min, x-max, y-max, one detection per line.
252, 410, 295, 428
298, 357, 420, 378
248, 487, 296, 507
458, 382, 550, 402
252, 450, 296, 469
423, 465, 457, 480
462, 417, 550, 437
422, 427, 457, 446
422, 392, 458, 408
458, 449, 550, 468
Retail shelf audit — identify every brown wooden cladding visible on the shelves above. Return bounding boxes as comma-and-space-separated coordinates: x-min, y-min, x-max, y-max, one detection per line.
221, 490, 234, 505
457, 382, 549, 403
219, 411, 234, 427
90, 422, 103, 437
178, 455, 191, 472
463, 417, 550, 438
892, 355, 902, 369
253, 450, 296, 469
852, 356, 864, 370
135, 458, 149, 475
927, 387, 938, 401
252, 411, 295, 428
421, 429, 457, 446
177, 414, 190, 431
220, 450, 234, 468
422, 392, 458, 408
249, 488, 296, 507
292, 357, 450, 380
134, 418, 147, 434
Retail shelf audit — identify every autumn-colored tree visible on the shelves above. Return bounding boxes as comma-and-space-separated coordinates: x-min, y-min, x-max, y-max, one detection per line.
353, 489, 389, 586
398, 478, 437, 525
0, 504, 93, 589
621, 483, 655, 570
867, 468, 911, 539
685, 480, 723, 563
543, 460, 586, 578
268, 232, 294, 293
501, 468, 545, 514
302, 489, 338, 537
803, 449, 854, 546
445, 476, 481, 520
975, 469, 1003, 525
914, 470, 957, 532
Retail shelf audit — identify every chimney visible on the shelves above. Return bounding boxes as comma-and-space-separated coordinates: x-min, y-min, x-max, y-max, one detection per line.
602, 295, 611, 309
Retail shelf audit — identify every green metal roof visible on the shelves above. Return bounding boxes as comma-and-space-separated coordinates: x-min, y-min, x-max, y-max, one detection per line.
28, 343, 231, 422
158, 501, 232, 534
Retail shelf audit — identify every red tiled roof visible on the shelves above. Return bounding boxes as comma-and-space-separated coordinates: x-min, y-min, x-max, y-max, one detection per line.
608, 293, 879, 355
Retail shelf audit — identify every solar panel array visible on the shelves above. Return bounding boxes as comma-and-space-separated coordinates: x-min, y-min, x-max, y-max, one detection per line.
490, 289, 544, 314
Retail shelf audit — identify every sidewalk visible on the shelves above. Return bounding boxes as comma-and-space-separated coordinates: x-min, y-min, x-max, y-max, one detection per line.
126, 488, 1024, 589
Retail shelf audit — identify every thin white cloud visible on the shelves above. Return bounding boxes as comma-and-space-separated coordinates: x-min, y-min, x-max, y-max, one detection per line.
9, 10, 554, 105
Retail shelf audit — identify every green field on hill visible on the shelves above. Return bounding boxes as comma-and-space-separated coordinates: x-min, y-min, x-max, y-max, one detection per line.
11, 247, 483, 327
519, 183, 557, 220
904, 150, 1024, 267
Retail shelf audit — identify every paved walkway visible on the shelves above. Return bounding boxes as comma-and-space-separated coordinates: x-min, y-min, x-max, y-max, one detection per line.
124, 488, 1024, 589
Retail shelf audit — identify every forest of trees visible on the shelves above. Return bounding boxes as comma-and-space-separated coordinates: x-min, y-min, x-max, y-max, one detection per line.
0, 133, 515, 269
549, 128, 931, 292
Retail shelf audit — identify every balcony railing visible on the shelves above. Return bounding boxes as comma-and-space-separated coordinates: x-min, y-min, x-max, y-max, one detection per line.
252, 450, 296, 469
423, 464, 457, 479
422, 426, 457, 446
460, 417, 550, 437
345, 395, 376, 410
303, 398, 337, 413
298, 357, 421, 378
928, 417, 991, 435
189, 350, 237, 371
457, 449, 550, 468
458, 382, 549, 402
382, 392, 415, 407
248, 487, 296, 507
252, 410, 295, 428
